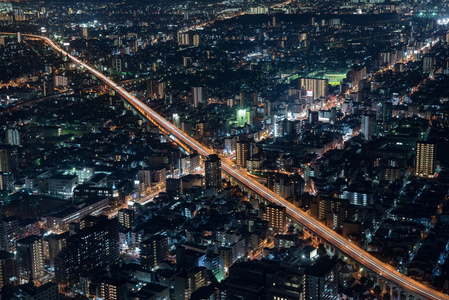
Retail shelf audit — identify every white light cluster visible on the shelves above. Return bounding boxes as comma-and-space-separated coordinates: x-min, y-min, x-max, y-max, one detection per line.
437, 18, 449, 25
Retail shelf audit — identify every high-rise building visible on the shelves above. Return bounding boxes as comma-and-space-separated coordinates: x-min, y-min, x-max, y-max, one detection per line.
298, 78, 329, 100
157, 81, 166, 98
0, 215, 19, 252
6, 128, 20, 146
193, 34, 200, 47
308, 111, 319, 125
118, 208, 135, 229
43, 232, 68, 269
342, 189, 373, 206
174, 267, 207, 300
54, 216, 119, 284
204, 154, 221, 191
236, 139, 257, 168
346, 66, 366, 88
0, 172, 13, 192
112, 57, 126, 73
140, 235, 168, 271
82, 27, 89, 37
16, 235, 44, 283
303, 258, 339, 300
179, 32, 190, 46
147, 79, 159, 98
100, 277, 127, 300
192, 87, 207, 107
267, 173, 305, 199
415, 141, 436, 177
138, 169, 152, 190
0, 250, 17, 289
310, 195, 351, 229
18, 218, 40, 238
423, 56, 435, 74
166, 178, 182, 197
263, 204, 286, 233
360, 114, 376, 140
0, 145, 18, 173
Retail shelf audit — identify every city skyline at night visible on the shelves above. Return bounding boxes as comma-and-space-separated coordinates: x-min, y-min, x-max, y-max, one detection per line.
0, 0, 449, 299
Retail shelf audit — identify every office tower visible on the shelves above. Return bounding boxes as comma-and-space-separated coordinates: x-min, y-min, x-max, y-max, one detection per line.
17, 32, 21, 43
0, 215, 19, 252
360, 114, 376, 140
118, 208, 135, 229
204, 154, 221, 191
192, 87, 207, 107
140, 235, 168, 271
0, 250, 17, 289
263, 204, 286, 233
0, 145, 18, 173
54, 216, 119, 284
298, 78, 329, 100
415, 141, 436, 177
82, 27, 89, 37
16, 235, 44, 283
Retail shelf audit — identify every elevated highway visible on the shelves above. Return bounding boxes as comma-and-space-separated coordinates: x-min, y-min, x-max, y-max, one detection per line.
12, 33, 449, 300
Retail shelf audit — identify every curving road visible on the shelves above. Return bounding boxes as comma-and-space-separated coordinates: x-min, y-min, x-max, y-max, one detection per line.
16, 33, 449, 300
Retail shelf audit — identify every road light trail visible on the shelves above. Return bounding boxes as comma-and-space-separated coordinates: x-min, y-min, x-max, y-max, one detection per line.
16, 33, 449, 300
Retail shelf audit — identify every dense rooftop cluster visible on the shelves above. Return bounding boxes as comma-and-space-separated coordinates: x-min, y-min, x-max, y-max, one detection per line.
0, 0, 449, 299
